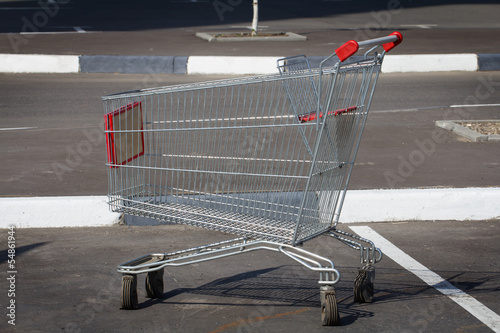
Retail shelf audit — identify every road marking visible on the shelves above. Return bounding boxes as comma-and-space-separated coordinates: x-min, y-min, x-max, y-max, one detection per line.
401, 24, 438, 29
372, 103, 500, 113
371, 106, 445, 113
0, 127, 37, 131
20, 31, 96, 35
451, 103, 500, 108
350, 226, 500, 333
19, 26, 94, 35
231, 25, 270, 29
73, 26, 86, 33
0, 7, 42, 10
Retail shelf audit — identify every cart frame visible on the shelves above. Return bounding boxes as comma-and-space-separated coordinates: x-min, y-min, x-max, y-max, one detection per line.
103, 32, 402, 326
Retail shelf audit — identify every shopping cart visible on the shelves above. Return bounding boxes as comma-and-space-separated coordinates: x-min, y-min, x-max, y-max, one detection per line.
103, 32, 402, 326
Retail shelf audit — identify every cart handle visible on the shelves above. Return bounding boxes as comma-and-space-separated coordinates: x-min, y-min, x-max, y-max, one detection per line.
335, 31, 403, 62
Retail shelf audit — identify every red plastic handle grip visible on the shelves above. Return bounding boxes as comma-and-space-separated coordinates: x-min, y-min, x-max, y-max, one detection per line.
335, 40, 359, 62
382, 31, 403, 52
335, 32, 403, 62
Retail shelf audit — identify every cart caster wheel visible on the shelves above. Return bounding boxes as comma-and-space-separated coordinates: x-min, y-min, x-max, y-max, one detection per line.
354, 265, 375, 303
145, 268, 164, 298
121, 274, 138, 309
320, 286, 340, 326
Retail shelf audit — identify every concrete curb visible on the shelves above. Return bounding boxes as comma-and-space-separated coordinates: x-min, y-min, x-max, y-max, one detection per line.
381, 54, 479, 73
0, 54, 79, 73
80, 55, 188, 74
435, 120, 500, 142
188, 56, 283, 75
1, 188, 498, 228
1, 53, 500, 74
0, 196, 121, 228
435, 120, 488, 142
340, 187, 500, 223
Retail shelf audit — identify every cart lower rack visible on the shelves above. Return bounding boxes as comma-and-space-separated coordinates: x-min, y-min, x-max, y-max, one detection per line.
103, 32, 402, 325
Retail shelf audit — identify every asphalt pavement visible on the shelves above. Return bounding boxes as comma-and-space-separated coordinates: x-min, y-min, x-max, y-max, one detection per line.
1, 72, 499, 197
1, 221, 499, 332
1, 0, 500, 56
0, 1, 499, 332
0, 70, 499, 332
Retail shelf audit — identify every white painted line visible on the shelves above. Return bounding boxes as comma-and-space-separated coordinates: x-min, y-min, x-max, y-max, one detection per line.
74, 26, 86, 33
400, 24, 438, 29
20, 31, 93, 35
231, 25, 270, 29
350, 226, 500, 333
0, 54, 79, 73
451, 103, 500, 108
382, 54, 478, 73
0, 7, 42, 10
372, 106, 445, 113
0, 196, 121, 228
0, 127, 37, 131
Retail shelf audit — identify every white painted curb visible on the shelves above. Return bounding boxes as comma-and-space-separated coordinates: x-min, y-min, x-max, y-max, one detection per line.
0, 54, 79, 73
187, 56, 283, 75
381, 54, 478, 73
1, 188, 498, 228
0, 196, 120, 228
0, 53, 495, 74
341, 187, 500, 223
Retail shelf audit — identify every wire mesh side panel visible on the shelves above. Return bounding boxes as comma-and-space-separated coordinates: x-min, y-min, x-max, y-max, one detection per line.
105, 101, 148, 212
293, 59, 382, 244
104, 75, 321, 244
103, 57, 381, 245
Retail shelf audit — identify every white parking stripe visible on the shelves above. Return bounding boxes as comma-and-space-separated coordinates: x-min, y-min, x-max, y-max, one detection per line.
0, 127, 37, 131
350, 226, 500, 333
450, 103, 500, 108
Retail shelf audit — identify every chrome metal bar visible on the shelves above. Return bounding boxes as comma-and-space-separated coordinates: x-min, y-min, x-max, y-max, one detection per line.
118, 239, 340, 285
328, 229, 383, 264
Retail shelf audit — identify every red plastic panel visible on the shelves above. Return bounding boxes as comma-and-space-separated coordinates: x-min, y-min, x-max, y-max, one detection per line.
297, 106, 357, 123
105, 102, 145, 168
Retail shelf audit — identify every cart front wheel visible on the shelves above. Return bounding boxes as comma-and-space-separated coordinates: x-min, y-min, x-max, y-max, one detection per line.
354, 265, 375, 303
121, 274, 138, 309
321, 291, 340, 326
145, 268, 164, 298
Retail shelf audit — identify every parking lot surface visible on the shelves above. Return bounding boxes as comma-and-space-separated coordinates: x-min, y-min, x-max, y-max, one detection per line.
1, 220, 499, 332
1, 1, 499, 332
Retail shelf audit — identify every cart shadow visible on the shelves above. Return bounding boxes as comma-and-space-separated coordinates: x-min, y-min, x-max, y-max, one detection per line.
354, 267, 500, 305
139, 265, 375, 325
0, 242, 48, 264
136, 264, 500, 326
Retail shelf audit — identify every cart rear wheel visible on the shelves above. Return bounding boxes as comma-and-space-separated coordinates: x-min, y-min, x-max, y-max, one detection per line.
321, 293, 340, 326
145, 268, 164, 298
354, 265, 375, 303
121, 274, 138, 309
